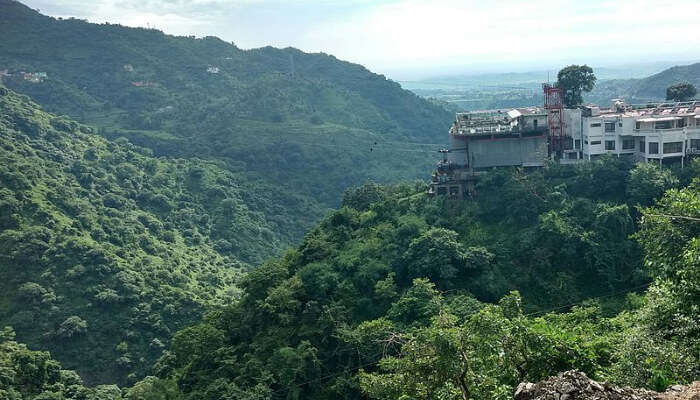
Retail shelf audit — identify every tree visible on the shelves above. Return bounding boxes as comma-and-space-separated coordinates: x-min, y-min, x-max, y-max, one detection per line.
360, 292, 603, 400
626, 163, 678, 207
402, 228, 490, 289
666, 82, 697, 102
556, 65, 597, 107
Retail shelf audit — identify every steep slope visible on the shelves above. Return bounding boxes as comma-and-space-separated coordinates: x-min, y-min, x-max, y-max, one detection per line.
147, 157, 691, 399
131, 168, 700, 400
631, 63, 700, 99
0, 86, 308, 384
0, 0, 451, 223
587, 62, 700, 104
0, 327, 125, 399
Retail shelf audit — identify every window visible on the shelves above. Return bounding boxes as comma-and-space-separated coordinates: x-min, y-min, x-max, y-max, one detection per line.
605, 140, 616, 150
604, 122, 616, 132
533, 119, 538, 129
567, 152, 578, 160
622, 138, 635, 150
691, 139, 700, 150
590, 140, 601, 145
649, 142, 659, 154
678, 118, 686, 128
639, 139, 645, 152
655, 120, 672, 129
663, 142, 683, 154
635, 121, 641, 130
437, 187, 447, 195
590, 122, 601, 128
449, 186, 459, 196
575, 139, 581, 149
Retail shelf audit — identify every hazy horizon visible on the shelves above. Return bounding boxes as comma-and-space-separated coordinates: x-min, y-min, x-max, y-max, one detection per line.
18, 0, 700, 81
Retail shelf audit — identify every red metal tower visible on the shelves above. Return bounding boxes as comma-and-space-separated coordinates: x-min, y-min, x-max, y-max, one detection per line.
543, 83, 564, 158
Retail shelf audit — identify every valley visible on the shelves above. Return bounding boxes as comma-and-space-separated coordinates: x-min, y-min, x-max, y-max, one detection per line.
0, 0, 698, 399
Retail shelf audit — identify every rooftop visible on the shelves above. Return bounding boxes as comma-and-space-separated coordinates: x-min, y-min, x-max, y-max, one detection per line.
451, 107, 546, 136
591, 100, 700, 119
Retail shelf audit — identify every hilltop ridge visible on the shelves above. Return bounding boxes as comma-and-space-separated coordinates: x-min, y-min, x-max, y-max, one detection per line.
0, 0, 452, 255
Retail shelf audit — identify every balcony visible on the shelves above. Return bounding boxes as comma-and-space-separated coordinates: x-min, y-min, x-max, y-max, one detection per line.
451, 125, 547, 137
634, 126, 700, 135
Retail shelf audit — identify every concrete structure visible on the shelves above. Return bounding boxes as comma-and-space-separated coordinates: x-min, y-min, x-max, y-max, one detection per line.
578, 100, 700, 166
429, 107, 549, 198
430, 99, 700, 198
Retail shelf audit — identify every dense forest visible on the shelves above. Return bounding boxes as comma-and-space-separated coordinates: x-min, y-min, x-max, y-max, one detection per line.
146, 161, 698, 399
0, 0, 698, 398
0, 86, 263, 383
1, 85, 698, 398
0, 0, 451, 241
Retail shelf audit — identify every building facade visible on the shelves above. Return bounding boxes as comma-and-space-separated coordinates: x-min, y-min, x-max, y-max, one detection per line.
430, 100, 700, 198
577, 100, 700, 166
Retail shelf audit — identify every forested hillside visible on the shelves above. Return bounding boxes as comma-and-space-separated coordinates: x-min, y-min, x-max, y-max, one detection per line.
0, 0, 451, 245
0, 86, 296, 384
132, 159, 699, 399
1, 86, 698, 399
1, 1, 699, 398
587, 62, 700, 105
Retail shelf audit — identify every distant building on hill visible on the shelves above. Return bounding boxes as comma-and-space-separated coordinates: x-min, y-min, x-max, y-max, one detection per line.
430, 97, 700, 199
22, 72, 47, 83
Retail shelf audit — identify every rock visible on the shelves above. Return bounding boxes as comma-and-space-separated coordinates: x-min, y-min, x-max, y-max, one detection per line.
559, 382, 576, 394
513, 370, 699, 400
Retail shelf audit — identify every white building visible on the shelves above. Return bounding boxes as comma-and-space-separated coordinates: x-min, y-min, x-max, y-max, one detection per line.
571, 100, 700, 166
431, 100, 700, 198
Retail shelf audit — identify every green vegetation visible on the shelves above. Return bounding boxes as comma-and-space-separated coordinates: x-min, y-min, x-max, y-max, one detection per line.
589, 63, 700, 105
138, 159, 699, 399
0, 0, 451, 237
555, 65, 597, 107
666, 82, 697, 102
2, 82, 697, 395
0, 87, 281, 384
1, 2, 699, 397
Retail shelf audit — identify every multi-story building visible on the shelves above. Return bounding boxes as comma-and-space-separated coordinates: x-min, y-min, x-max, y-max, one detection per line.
430, 99, 700, 198
578, 100, 700, 166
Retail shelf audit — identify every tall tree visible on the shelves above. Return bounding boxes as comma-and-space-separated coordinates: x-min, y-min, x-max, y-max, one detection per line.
666, 82, 697, 102
556, 65, 597, 107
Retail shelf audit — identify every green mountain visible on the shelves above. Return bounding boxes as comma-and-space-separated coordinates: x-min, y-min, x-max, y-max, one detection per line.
145, 162, 700, 400
587, 62, 700, 104
0, 0, 453, 386
0, 86, 284, 384
0, 0, 451, 243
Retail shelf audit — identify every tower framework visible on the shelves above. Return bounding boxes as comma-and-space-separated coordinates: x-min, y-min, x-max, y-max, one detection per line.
543, 84, 565, 158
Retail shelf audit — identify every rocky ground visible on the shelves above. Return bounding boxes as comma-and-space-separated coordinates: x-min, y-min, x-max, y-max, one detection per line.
514, 370, 700, 400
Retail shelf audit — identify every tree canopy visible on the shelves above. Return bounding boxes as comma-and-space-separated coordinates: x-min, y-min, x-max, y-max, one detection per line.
666, 82, 697, 102
556, 65, 597, 107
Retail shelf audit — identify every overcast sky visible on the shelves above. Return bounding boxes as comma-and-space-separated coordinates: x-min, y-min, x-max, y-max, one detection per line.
20, 0, 700, 79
